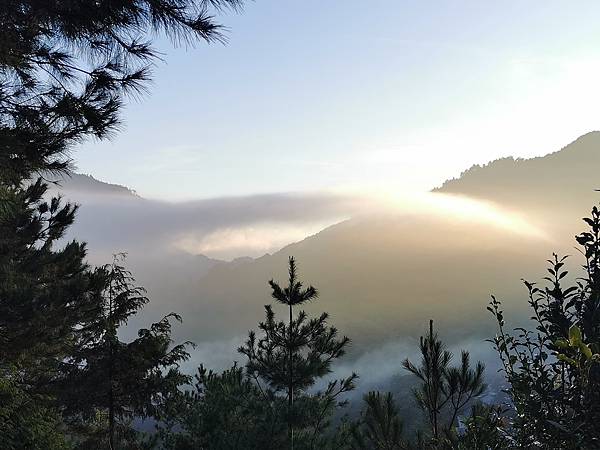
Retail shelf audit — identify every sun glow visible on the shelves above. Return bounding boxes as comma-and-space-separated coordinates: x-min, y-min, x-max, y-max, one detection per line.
371, 190, 550, 240
168, 187, 551, 261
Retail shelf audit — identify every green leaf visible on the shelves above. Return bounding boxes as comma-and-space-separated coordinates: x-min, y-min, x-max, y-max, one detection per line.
580, 343, 593, 360
569, 325, 582, 346
558, 354, 578, 367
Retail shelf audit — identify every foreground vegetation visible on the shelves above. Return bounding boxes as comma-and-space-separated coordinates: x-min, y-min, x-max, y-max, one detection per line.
4, 209, 600, 449
2, 1, 600, 448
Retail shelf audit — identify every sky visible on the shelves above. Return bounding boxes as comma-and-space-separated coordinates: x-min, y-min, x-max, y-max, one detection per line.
74, 0, 600, 201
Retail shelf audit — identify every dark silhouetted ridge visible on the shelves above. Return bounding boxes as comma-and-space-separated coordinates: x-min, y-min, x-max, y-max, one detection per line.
434, 131, 600, 218
54, 172, 138, 197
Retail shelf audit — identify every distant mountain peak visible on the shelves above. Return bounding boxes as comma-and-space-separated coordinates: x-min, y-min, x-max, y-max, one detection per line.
434, 131, 600, 217
54, 172, 139, 197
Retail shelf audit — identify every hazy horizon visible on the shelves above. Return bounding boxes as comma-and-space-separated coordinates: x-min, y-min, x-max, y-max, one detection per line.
60, 130, 595, 262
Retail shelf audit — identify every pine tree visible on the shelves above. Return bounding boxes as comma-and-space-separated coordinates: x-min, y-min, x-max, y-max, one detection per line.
442, 403, 507, 450
0, 373, 68, 450
238, 256, 357, 450
162, 363, 285, 450
56, 256, 191, 448
163, 258, 356, 449
0, 0, 243, 180
402, 320, 486, 446
0, 162, 105, 448
349, 391, 409, 450
0, 178, 104, 391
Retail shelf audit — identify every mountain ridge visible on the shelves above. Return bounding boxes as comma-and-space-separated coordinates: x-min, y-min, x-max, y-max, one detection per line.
435, 131, 600, 193
434, 131, 600, 218
52, 172, 138, 197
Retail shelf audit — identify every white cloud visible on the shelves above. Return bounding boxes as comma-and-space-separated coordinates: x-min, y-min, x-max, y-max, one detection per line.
172, 220, 340, 260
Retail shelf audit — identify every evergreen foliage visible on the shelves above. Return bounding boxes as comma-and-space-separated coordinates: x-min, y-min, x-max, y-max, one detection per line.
402, 320, 486, 446
343, 327, 500, 450
0, 374, 68, 450
349, 391, 409, 450
238, 256, 358, 449
163, 363, 286, 450
441, 403, 507, 450
170, 257, 357, 450
0, 0, 242, 180
0, 176, 104, 394
0, 1, 242, 447
56, 256, 191, 448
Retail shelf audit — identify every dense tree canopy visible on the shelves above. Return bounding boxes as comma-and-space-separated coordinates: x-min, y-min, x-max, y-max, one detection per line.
56, 257, 191, 447
0, 177, 103, 386
0, 1, 243, 447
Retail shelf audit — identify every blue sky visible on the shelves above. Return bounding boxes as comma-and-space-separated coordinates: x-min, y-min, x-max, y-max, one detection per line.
75, 1, 600, 200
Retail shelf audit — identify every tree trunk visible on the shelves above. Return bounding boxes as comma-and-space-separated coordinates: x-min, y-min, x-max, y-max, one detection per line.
109, 388, 115, 450
430, 319, 438, 441
289, 301, 294, 450
108, 267, 115, 450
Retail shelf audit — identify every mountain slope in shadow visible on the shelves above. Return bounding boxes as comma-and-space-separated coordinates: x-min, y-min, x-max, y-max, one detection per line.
180, 207, 555, 353
435, 131, 600, 235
